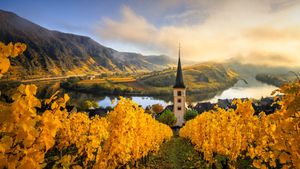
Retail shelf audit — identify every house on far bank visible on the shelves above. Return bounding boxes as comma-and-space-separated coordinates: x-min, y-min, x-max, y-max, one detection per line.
252, 97, 280, 115
217, 99, 233, 110
193, 102, 216, 114
87, 75, 96, 80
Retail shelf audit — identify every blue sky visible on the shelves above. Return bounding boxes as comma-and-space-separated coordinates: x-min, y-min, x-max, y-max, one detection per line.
0, 1, 121, 36
1, 0, 300, 66
0, 0, 192, 53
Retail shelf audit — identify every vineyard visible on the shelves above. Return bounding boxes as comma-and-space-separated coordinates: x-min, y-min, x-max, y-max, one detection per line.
1, 42, 300, 168
0, 84, 173, 168
180, 82, 300, 168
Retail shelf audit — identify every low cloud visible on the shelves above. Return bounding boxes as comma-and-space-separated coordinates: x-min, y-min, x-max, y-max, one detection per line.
98, 6, 157, 45
95, 0, 300, 67
234, 52, 295, 67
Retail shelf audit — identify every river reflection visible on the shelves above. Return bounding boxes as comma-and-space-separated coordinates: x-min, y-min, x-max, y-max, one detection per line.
58, 77, 278, 108
98, 96, 172, 109
96, 77, 278, 108
203, 77, 278, 103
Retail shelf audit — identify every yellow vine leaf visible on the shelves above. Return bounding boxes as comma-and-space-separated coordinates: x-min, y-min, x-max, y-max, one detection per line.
179, 82, 300, 168
0, 41, 26, 77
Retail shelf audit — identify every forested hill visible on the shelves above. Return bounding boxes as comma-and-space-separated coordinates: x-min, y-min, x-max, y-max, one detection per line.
0, 10, 176, 79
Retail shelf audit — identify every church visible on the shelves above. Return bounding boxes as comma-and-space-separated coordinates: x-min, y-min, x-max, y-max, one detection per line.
173, 46, 186, 127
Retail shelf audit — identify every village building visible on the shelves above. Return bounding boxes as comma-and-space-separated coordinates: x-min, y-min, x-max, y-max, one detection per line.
173, 45, 186, 126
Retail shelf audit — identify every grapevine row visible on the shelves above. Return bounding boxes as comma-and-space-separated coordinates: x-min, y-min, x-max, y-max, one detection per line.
180, 82, 300, 168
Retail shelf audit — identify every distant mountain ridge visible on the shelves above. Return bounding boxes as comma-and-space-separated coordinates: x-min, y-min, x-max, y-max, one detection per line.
0, 9, 176, 79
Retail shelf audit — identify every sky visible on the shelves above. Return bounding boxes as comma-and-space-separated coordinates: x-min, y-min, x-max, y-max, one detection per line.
1, 0, 300, 67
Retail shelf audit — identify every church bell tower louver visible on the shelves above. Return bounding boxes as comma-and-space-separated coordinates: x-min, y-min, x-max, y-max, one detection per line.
173, 44, 186, 127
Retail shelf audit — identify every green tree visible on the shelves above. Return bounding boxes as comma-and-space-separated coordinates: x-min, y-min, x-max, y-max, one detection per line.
80, 100, 99, 110
106, 106, 113, 111
67, 77, 80, 84
157, 109, 177, 126
184, 109, 198, 121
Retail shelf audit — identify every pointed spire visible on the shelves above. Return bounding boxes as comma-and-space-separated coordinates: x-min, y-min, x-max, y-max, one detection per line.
178, 43, 181, 59
173, 43, 185, 88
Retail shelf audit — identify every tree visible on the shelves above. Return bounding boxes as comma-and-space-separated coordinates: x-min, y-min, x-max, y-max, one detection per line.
151, 104, 164, 114
157, 109, 177, 126
67, 77, 80, 84
184, 109, 198, 121
80, 100, 99, 110
106, 106, 113, 111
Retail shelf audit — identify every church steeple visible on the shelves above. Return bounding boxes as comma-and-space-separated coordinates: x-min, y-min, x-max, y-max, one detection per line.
172, 44, 186, 127
173, 44, 185, 88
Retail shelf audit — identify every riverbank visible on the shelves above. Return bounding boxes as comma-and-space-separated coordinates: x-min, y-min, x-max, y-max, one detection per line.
255, 73, 299, 87
255, 73, 286, 87
61, 77, 238, 97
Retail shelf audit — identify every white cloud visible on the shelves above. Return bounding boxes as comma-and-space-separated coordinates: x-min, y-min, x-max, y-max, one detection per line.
98, 6, 157, 45
95, 0, 300, 67
164, 10, 208, 25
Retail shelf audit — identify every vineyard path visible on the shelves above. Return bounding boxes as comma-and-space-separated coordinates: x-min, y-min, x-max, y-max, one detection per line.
138, 135, 206, 169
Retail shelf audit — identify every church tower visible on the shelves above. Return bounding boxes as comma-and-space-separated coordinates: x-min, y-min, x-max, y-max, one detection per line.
173, 44, 186, 127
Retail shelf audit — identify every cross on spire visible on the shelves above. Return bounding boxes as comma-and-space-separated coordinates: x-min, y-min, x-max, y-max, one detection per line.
178, 43, 181, 58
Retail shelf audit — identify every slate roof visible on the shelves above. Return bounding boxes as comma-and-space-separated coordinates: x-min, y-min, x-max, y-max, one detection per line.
173, 48, 185, 88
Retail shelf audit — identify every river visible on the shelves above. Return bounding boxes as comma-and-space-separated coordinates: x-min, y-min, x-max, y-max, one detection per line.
97, 77, 278, 108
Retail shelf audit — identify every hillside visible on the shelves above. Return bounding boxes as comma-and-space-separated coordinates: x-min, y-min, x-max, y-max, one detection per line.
224, 60, 300, 78
0, 10, 175, 80
255, 73, 298, 87
139, 62, 238, 92
144, 55, 177, 67
61, 62, 238, 100
223, 60, 300, 86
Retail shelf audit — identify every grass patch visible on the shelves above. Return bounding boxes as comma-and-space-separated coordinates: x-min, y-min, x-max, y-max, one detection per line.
136, 135, 257, 169
137, 136, 206, 169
